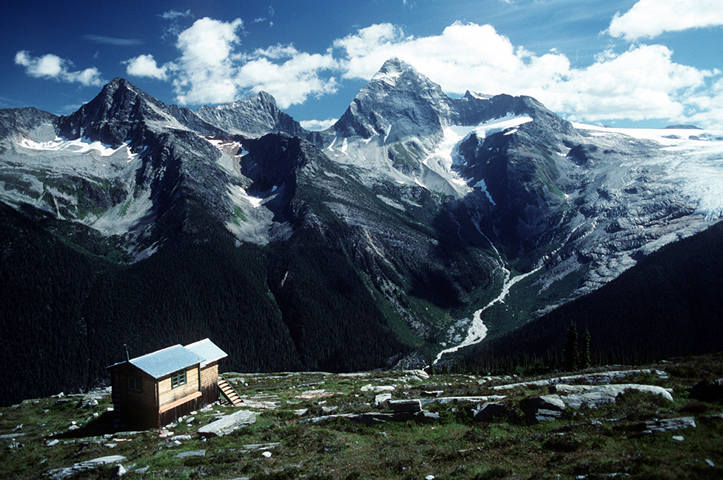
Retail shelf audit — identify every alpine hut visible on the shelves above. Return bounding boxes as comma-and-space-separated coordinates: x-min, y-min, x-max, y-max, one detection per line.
107, 339, 228, 428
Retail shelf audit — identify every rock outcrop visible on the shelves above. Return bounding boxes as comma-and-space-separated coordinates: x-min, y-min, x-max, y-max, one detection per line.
197, 410, 256, 437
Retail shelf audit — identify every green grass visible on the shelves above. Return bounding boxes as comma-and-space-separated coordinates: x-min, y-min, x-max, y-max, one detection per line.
2, 355, 723, 479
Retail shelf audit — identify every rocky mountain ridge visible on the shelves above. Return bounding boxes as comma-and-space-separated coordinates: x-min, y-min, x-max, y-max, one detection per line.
1, 58, 722, 404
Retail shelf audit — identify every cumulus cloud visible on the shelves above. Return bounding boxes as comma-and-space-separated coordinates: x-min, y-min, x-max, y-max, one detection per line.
607, 0, 723, 41
14, 51, 104, 86
545, 45, 713, 122
124, 54, 168, 80
300, 118, 338, 131
87, 13, 721, 129
237, 47, 338, 108
335, 23, 571, 96
128, 17, 338, 108
682, 78, 723, 129
172, 17, 244, 105
333, 22, 719, 127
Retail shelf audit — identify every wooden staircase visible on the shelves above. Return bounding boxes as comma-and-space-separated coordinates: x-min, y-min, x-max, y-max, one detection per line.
218, 375, 242, 406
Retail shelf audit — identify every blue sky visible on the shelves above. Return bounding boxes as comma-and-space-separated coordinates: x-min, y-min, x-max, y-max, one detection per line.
3, 0, 722, 129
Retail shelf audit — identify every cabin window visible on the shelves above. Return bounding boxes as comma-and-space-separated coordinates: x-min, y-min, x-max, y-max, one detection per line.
127, 375, 142, 392
171, 370, 187, 389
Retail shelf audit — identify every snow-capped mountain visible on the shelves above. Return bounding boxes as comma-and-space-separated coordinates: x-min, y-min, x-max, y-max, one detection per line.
1, 58, 722, 404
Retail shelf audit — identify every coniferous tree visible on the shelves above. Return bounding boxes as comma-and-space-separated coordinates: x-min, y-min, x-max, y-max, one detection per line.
579, 326, 592, 370
563, 322, 579, 371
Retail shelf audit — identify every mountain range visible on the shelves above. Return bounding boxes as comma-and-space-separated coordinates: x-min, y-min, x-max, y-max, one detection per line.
1, 57, 722, 405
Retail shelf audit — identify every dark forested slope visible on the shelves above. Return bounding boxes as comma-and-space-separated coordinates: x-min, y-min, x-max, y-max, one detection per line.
465, 219, 723, 367
0, 201, 408, 406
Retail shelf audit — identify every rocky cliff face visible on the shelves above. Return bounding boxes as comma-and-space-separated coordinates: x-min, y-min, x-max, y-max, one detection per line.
196, 91, 324, 146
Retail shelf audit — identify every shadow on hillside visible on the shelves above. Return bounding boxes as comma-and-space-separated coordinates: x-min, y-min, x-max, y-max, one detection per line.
49, 411, 122, 439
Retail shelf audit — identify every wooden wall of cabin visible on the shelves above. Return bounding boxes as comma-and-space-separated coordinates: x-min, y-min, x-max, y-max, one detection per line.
157, 366, 200, 410
200, 363, 220, 406
109, 363, 158, 429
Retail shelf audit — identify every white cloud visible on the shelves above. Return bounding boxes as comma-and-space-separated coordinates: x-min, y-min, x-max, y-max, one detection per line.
160, 18, 337, 108
300, 118, 338, 131
238, 47, 338, 108
172, 17, 244, 105
333, 22, 720, 127
125, 54, 168, 80
683, 77, 723, 129
15, 51, 104, 86
159, 9, 192, 20
542, 45, 714, 122
335, 22, 571, 96
607, 0, 723, 41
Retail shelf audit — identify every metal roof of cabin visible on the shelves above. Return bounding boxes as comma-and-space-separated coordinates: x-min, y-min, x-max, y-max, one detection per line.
129, 344, 204, 379
184, 338, 227, 367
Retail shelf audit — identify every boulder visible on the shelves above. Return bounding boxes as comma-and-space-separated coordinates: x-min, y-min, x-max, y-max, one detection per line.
525, 395, 566, 425
472, 402, 509, 422
687, 379, 723, 403
388, 399, 422, 413
197, 410, 256, 438
108, 464, 126, 479
637, 416, 696, 435
414, 410, 440, 423
375, 393, 392, 408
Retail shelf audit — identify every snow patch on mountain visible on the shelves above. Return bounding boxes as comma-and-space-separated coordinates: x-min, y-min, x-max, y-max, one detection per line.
225, 184, 292, 245
19, 136, 119, 157
473, 179, 496, 205
474, 115, 533, 138
377, 194, 406, 211
13, 135, 139, 178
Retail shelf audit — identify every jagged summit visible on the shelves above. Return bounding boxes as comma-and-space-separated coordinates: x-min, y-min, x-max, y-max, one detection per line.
333, 57, 453, 140
369, 57, 434, 88
55, 77, 222, 147
196, 91, 322, 143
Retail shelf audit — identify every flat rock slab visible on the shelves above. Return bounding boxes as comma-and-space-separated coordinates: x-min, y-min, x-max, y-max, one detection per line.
388, 399, 422, 413
300, 412, 396, 425
492, 369, 654, 391
554, 384, 673, 409
175, 450, 206, 459
420, 396, 506, 406
49, 455, 126, 480
197, 410, 256, 437
238, 442, 281, 452
634, 416, 697, 435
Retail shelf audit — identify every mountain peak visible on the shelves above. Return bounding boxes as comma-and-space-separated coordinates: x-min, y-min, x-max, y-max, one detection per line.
372, 57, 411, 81
334, 58, 452, 139
98, 77, 147, 100
370, 57, 430, 88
